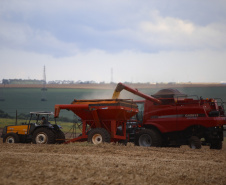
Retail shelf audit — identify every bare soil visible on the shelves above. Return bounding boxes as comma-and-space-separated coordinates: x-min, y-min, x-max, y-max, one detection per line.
0, 139, 226, 185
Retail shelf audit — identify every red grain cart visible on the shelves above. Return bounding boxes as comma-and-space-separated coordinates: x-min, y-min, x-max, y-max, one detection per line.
54, 99, 138, 144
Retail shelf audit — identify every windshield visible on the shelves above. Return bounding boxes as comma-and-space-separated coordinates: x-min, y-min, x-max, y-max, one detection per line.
29, 113, 54, 124
129, 101, 144, 123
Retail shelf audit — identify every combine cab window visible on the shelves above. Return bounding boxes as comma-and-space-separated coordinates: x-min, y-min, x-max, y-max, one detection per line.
136, 102, 144, 123
128, 102, 144, 123
127, 102, 144, 127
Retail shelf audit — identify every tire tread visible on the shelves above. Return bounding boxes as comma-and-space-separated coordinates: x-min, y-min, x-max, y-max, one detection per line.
87, 128, 110, 144
32, 127, 56, 144
135, 129, 162, 147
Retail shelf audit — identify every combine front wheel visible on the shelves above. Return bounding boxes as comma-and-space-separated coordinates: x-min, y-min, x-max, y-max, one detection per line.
135, 129, 162, 147
88, 128, 110, 145
188, 136, 201, 149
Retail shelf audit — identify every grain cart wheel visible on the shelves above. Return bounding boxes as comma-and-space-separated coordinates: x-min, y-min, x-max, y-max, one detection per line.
210, 140, 222, 150
55, 130, 65, 144
188, 136, 201, 149
32, 128, 55, 144
3, 133, 20, 143
135, 129, 162, 147
88, 128, 110, 145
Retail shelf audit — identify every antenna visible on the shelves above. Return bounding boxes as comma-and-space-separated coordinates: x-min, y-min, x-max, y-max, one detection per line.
41, 66, 47, 101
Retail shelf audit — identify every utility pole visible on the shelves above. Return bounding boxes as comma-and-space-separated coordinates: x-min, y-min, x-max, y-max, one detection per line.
41, 66, 47, 101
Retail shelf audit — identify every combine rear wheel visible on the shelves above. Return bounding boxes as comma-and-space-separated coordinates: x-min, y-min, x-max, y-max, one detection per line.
88, 128, 110, 145
210, 140, 222, 150
32, 128, 55, 144
135, 129, 162, 147
3, 133, 20, 143
188, 136, 201, 149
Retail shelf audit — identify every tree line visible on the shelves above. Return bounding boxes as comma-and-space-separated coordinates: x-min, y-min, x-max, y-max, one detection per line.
0, 109, 74, 122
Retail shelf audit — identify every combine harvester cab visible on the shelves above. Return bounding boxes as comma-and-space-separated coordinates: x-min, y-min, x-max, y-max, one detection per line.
54, 99, 138, 144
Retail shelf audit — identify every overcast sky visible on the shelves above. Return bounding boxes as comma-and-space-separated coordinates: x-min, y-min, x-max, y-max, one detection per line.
0, 0, 226, 83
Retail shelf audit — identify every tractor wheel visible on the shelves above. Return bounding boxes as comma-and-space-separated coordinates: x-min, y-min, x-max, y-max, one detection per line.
3, 133, 20, 143
55, 130, 65, 144
88, 128, 110, 145
210, 140, 222, 150
188, 136, 201, 149
32, 128, 55, 144
135, 129, 162, 147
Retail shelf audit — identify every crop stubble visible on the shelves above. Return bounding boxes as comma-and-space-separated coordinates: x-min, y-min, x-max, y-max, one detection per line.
0, 140, 225, 185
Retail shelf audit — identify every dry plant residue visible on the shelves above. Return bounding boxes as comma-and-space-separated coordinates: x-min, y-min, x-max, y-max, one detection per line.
0, 141, 226, 185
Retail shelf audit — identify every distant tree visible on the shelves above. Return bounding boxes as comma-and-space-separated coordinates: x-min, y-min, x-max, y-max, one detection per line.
17, 113, 30, 120
2, 79, 9, 85
0, 109, 13, 118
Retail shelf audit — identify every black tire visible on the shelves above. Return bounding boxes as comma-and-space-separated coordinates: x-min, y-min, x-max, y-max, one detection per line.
135, 129, 162, 147
3, 133, 20, 143
188, 136, 201, 149
88, 128, 111, 145
55, 130, 65, 144
32, 128, 55, 144
210, 140, 222, 150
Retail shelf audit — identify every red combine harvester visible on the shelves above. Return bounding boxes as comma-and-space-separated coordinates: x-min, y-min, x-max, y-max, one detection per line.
55, 83, 226, 149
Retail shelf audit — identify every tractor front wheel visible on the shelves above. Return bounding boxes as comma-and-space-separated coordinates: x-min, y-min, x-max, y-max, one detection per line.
32, 128, 55, 144
3, 133, 20, 143
88, 128, 110, 145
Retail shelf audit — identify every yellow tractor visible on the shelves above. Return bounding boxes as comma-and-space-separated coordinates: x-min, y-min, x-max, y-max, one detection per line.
1, 111, 65, 144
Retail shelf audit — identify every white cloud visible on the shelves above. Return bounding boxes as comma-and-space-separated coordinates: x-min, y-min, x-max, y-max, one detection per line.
0, 0, 226, 83
0, 18, 78, 56
0, 1, 226, 55
140, 12, 195, 34
135, 11, 226, 51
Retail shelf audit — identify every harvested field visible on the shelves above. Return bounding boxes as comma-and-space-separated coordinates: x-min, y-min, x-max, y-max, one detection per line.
0, 140, 226, 185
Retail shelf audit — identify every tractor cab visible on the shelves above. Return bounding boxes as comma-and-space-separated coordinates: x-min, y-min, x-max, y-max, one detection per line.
28, 111, 54, 126
26, 111, 58, 134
